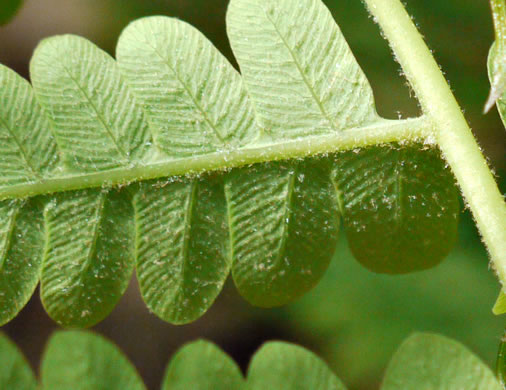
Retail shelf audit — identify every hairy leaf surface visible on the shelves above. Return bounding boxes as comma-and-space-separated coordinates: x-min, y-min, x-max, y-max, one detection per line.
0, 198, 45, 326
332, 145, 459, 274
226, 158, 339, 307
29, 35, 150, 327
116, 16, 258, 155
41, 331, 146, 390
225, 0, 372, 305
2, 331, 502, 389
41, 189, 135, 327
162, 340, 244, 390
0, 0, 461, 326
248, 342, 346, 390
117, 17, 250, 322
381, 333, 501, 390
0, 65, 58, 186
0, 333, 36, 390
133, 176, 230, 324
30, 34, 153, 172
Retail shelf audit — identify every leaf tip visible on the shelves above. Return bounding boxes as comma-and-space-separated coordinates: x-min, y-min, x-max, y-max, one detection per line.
484, 88, 500, 114
493, 289, 506, 315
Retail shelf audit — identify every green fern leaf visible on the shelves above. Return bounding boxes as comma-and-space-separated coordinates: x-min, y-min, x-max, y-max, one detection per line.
0, 65, 58, 325
162, 340, 244, 390
30, 35, 153, 172
28, 35, 153, 327
247, 341, 347, 390
1, 331, 502, 389
226, 0, 377, 139
224, 0, 368, 305
0, 333, 36, 390
116, 16, 258, 155
381, 333, 501, 390
332, 145, 459, 273
226, 158, 339, 307
41, 189, 134, 327
132, 176, 230, 324
116, 17, 256, 322
0, 0, 460, 326
0, 198, 45, 325
0, 65, 58, 186
41, 331, 146, 390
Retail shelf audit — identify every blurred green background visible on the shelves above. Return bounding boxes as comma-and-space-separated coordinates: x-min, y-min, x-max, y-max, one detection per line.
0, 1, 504, 389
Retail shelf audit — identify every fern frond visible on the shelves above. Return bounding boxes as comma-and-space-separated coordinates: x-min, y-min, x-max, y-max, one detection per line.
0, 0, 458, 327
41, 331, 146, 390
116, 16, 258, 155
382, 333, 502, 389
0, 331, 501, 389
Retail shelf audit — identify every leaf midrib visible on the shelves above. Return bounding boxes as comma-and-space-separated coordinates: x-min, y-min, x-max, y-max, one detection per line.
273, 167, 297, 270
79, 191, 107, 280
178, 180, 198, 297
59, 191, 107, 309
0, 117, 430, 201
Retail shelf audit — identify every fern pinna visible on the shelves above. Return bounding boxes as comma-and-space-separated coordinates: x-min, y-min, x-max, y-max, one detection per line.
0, 0, 461, 327
0, 330, 502, 389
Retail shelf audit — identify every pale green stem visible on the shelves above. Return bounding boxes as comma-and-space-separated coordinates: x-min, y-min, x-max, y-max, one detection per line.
0, 117, 429, 200
363, 0, 506, 288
